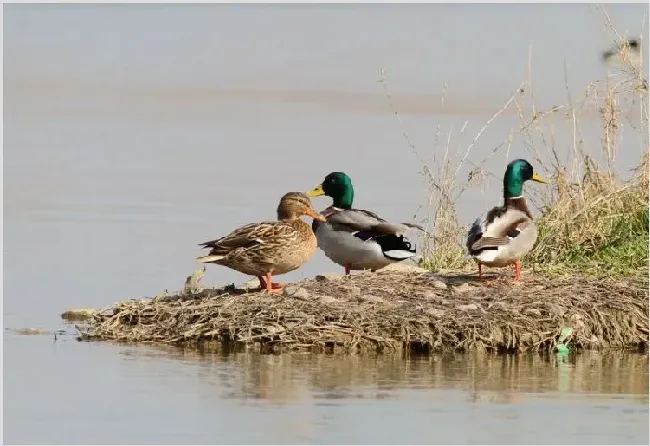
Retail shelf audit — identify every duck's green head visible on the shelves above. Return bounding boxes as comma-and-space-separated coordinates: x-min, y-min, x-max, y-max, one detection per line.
504, 159, 547, 198
306, 172, 354, 209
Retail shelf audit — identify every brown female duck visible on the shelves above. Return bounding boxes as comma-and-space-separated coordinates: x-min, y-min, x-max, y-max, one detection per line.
197, 192, 326, 294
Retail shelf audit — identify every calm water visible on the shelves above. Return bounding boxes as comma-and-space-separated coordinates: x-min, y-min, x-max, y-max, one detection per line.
3, 4, 649, 444
3, 341, 649, 445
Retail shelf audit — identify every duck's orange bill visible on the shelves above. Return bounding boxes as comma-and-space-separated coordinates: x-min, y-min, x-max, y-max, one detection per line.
306, 208, 327, 222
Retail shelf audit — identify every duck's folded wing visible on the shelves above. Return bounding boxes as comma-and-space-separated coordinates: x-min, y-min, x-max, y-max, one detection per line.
199, 222, 290, 252
327, 209, 417, 235
469, 217, 531, 251
470, 236, 510, 251
326, 209, 385, 232
351, 209, 425, 232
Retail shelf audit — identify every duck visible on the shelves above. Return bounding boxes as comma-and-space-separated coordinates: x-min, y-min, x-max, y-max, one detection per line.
197, 192, 326, 294
602, 38, 641, 69
601, 38, 646, 90
466, 159, 547, 281
306, 172, 423, 275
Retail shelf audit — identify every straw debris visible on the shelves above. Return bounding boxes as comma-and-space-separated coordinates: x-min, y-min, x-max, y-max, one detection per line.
73, 267, 648, 355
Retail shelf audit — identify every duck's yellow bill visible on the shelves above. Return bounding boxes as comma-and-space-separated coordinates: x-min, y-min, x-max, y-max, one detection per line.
532, 172, 547, 184
306, 184, 325, 197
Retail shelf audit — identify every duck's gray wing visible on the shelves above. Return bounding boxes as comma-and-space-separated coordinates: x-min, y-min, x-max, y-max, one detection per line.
328, 209, 423, 235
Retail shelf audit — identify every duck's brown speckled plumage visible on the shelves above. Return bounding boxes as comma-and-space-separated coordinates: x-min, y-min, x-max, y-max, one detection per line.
199, 218, 317, 276
197, 192, 325, 289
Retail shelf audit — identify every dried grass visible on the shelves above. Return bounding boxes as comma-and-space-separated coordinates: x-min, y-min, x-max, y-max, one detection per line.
74, 267, 648, 355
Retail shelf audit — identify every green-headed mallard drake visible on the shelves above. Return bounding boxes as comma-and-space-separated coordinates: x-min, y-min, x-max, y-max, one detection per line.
306, 172, 423, 275
197, 192, 326, 294
466, 159, 547, 281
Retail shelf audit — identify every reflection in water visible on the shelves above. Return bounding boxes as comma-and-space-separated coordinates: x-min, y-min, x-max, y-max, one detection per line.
121, 347, 649, 404
6, 335, 648, 444
109, 347, 648, 444
110, 348, 649, 443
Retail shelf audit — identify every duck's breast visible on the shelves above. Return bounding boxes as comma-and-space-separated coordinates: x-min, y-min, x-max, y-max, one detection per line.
271, 222, 318, 275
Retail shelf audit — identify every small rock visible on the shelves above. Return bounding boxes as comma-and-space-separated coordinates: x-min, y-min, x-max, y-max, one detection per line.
430, 280, 448, 290
453, 283, 472, 294
283, 285, 310, 300
455, 304, 479, 311
320, 295, 339, 304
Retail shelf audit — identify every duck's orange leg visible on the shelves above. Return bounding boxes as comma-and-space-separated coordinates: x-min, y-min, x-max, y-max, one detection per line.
344, 264, 351, 275
514, 260, 521, 281
264, 271, 285, 294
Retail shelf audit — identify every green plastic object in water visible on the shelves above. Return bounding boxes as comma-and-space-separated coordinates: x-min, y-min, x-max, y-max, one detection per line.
556, 344, 570, 355
556, 327, 573, 354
